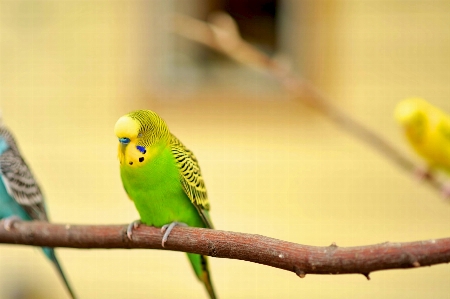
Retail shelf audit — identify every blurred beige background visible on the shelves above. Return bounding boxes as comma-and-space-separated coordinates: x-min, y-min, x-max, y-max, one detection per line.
0, 1, 449, 298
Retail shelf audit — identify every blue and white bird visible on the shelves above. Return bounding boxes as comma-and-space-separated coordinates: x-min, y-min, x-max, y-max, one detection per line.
0, 120, 76, 299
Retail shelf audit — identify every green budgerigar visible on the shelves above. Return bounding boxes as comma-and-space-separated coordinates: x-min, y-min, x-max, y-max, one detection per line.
114, 110, 217, 299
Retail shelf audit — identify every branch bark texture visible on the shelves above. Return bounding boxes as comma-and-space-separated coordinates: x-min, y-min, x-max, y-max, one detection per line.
1, 221, 449, 278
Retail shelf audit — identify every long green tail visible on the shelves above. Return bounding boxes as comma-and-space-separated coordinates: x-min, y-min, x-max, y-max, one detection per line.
42, 247, 77, 299
187, 253, 217, 299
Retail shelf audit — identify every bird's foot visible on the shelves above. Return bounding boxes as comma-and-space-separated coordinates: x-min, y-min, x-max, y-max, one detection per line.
126, 220, 141, 240
2, 215, 21, 231
161, 222, 188, 248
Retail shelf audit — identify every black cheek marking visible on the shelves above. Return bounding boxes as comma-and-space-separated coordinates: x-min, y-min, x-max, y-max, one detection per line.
139, 157, 144, 163
129, 162, 133, 165
143, 149, 146, 154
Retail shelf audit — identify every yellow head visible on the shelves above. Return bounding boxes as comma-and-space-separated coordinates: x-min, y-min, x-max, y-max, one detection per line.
394, 98, 429, 143
114, 110, 171, 167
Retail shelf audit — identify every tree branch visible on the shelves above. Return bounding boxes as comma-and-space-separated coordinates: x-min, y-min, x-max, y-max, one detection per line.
1, 221, 449, 278
170, 12, 445, 195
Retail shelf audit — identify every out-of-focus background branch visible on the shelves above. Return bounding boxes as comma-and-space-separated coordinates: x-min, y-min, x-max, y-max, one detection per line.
0, 1, 449, 299
170, 12, 445, 193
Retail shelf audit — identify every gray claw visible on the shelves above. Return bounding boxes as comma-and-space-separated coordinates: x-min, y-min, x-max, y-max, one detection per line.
126, 220, 141, 240
161, 222, 187, 247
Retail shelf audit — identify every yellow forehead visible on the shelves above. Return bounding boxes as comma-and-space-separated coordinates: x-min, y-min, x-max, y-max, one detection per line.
114, 115, 140, 138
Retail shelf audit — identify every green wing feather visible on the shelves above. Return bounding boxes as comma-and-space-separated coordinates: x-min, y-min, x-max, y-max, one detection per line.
170, 134, 213, 229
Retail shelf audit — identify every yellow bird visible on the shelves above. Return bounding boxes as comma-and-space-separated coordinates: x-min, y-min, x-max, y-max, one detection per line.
395, 98, 450, 174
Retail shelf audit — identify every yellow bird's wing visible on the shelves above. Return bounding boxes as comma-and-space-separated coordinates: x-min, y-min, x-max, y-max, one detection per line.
435, 113, 450, 171
170, 134, 213, 228
437, 115, 450, 142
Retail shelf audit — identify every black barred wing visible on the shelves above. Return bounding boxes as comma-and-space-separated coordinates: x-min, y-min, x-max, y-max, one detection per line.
0, 149, 47, 221
170, 134, 213, 228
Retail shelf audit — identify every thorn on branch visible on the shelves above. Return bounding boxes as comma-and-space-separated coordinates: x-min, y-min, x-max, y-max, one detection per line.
294, 266, 306, 278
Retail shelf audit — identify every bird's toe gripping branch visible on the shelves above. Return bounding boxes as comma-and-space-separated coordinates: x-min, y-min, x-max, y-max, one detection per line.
2, 215, 21, 231
126, 220, 141, 240
161, 222, 188, 248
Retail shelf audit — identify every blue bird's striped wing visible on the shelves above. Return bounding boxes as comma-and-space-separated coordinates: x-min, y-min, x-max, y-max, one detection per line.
0, 145, 47, 221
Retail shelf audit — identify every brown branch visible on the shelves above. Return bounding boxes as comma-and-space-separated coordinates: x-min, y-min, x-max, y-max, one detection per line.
170, 12, 444, 194
1, 221, 449, 278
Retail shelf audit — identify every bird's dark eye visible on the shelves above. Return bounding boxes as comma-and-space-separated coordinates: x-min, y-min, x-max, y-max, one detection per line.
119, 137, 130, 145
137, 133, 143, 138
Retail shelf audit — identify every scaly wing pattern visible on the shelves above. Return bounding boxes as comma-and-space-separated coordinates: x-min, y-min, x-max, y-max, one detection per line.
0, 149, 47, 221
170, 134, 213, 228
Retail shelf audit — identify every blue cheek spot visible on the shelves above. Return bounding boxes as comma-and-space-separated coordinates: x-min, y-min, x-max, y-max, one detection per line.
136, 145, 146, 154
119, 137, 130, 145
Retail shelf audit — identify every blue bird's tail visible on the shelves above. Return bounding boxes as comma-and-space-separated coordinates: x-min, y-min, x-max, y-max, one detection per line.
42, 247, 77, 299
